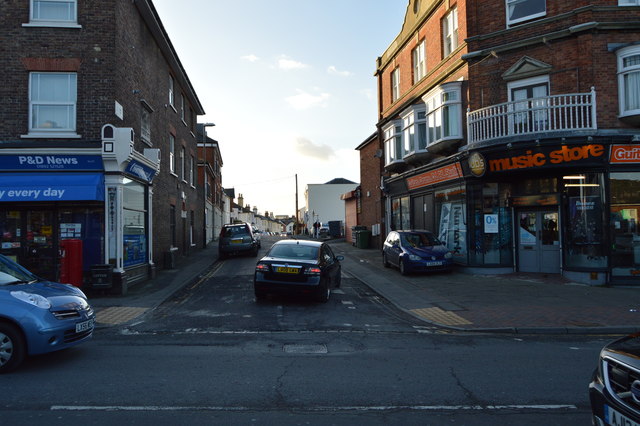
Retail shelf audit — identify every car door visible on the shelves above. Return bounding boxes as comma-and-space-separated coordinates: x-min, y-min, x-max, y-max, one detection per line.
385, 232, 402, 267
321, 244, 338, 286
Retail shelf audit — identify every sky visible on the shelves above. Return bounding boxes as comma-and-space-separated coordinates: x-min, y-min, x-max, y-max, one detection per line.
152, 0, 408, 217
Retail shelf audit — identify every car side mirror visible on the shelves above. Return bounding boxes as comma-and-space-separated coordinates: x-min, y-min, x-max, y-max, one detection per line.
336, 255, 344, 261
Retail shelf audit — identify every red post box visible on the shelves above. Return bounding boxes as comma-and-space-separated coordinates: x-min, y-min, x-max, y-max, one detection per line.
60, 239, 83, 287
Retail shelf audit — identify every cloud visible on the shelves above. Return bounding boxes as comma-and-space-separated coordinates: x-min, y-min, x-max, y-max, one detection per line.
278, 55, 309, 70
295, 137, 335, 161
285, 89, 330, 110
327, 65, 353, 77
241, 54, 259, 62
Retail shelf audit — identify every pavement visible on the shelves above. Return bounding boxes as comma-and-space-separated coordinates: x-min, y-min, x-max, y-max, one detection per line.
89, 237, 640, 335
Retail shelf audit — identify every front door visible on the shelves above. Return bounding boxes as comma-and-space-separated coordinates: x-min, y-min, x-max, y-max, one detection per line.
518, 210, 560, 273
24, 210, 57, 281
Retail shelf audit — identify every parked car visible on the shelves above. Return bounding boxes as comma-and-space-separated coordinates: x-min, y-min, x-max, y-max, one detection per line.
219, 223, 259, 259
253, 239, 343, 302
252, 229, 262, 248
0, 254, 95, 373
382, 230, 453, 275
589, 332, 640, 426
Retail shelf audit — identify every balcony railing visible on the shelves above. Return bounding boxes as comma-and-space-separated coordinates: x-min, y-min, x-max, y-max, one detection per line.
467, 88, 597, 145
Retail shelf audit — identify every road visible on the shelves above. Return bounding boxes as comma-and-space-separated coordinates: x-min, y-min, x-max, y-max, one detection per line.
3, 236, 607, 425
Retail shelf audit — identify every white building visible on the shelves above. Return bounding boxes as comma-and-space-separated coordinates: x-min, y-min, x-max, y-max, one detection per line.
304, 178, 358, 234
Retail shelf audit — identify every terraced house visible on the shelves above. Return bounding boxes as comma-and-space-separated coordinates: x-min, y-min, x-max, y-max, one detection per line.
0, 0, 208, 293
369, 0, 640, 285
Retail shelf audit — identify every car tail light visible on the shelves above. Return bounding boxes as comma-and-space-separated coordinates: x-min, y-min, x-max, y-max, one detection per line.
255, 263, 269, 272
305, 267, 321, 275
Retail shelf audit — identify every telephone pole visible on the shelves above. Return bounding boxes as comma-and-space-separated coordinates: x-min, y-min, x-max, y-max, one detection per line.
295, 174, 299, 235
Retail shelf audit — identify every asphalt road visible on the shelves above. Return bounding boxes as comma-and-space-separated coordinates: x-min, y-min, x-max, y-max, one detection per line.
2, 236, 611, 425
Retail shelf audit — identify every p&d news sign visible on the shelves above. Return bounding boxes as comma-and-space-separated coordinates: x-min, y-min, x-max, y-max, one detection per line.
468, 144, 606, 177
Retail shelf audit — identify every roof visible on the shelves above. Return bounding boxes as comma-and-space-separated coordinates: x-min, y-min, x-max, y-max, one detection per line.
273, 239, 323, 247
324, 178, 357, 185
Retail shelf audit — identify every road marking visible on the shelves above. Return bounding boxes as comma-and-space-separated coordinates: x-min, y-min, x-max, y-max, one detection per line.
410, 307, 472, 326
96, 307, 149, 325
283, 344, 328, 354
51, 404, 578, 412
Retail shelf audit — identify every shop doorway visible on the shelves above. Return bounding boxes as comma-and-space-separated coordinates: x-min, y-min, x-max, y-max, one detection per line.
517, 210, 560, 273
24, 210, 57, 281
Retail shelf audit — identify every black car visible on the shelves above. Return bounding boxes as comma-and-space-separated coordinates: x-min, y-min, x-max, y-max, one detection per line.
589, 332, 640, 426
253, 239, 343, 302
219, 223, 259, 259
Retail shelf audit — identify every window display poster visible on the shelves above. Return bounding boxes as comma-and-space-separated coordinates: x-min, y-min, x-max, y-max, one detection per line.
60, 223, 82, 239
484, 214, 499, 233
123, 234, 146, 267
439, 203, 467, 259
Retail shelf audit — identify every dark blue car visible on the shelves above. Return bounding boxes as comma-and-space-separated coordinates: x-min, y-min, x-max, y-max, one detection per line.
0, 255, 95, 373
382, 230, 453, 275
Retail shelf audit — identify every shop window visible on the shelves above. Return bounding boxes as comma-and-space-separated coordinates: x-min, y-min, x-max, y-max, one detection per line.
436, 186, 467, 263
563, 173, 607, 268
123, 180, 147, 268
470, 183, 513, 266
391, 196, 410, 231
611, 172, 640, 276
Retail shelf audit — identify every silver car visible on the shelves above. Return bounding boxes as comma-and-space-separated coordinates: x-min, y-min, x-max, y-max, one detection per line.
218, 223, 259, 259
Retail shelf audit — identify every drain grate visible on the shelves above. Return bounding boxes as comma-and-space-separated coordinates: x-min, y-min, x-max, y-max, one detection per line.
283, 344, 328, 354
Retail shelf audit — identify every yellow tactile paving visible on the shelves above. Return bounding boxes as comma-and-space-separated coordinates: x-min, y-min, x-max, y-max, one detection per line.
410, 307, 473, 326
96, 307, 149, 325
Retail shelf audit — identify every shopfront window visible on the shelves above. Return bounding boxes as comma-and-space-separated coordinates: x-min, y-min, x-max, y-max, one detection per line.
470, 183, 513, 265
611, 172, 640, 276
123, 180, 147, 267
391, 196, 410, 231
436, 185, 467, 263
563, 173, 607, 268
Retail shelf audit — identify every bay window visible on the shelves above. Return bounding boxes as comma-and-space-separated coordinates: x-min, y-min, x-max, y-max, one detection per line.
423, 82, 462, 147
401, 105, 427, 156
384, 121, 403, 166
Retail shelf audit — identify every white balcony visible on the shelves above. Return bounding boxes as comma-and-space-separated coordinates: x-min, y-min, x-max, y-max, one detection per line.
467, 88, 597, 146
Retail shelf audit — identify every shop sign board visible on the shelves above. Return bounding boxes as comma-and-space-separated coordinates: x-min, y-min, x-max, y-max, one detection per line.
467, 144, 606, 176
0, 155, 103, 170
124, 160, 157, 182
406, 163, 463, 190
610, 145, 640, 163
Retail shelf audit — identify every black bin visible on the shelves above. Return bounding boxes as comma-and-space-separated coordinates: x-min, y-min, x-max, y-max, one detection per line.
90, 264, 113, 289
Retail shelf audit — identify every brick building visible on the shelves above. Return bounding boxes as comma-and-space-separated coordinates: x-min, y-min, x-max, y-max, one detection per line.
0, 0, 207, 293
368, 0, 640, 285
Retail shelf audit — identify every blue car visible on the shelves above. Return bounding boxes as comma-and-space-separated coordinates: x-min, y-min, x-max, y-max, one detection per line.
0, 254, 95, 373
382, 230, 453, 275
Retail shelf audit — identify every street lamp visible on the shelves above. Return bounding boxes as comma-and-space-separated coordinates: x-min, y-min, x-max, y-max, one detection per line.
202, 123, 215, 248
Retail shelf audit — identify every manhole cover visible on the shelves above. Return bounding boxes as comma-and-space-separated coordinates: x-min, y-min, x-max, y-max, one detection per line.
283, 344, 328, 354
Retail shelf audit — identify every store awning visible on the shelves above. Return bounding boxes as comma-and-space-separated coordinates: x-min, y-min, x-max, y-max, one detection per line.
0, 173, 104, 202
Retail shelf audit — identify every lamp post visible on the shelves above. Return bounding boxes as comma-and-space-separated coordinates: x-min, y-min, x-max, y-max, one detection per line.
202, 123, 215, 248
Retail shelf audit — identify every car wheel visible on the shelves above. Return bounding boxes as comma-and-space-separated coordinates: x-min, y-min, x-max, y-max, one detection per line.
219, 252, 227, 260
316, 281, 330, 303
0, 322, 25, 374
399, 259, 408, 276
383, 253, 390, 268
252, 247, 259, 257
335, 272, 342, 288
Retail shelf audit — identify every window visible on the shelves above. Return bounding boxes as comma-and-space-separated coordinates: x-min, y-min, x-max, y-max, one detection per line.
423, 82, 462, 147
29, 0, 77, 25
412, 41, 426, 84
180, 147, 186, 181
506, 0, 545, 26
180, 94, 185, 122
620, 0, 640, 4
442, 8, 458, 57
383, 121, 403, 166
401, 105, 427, 156
508, 76, 549, 133
169, 134, 176, 174
141, 103, 152, 144
391, 68, 400, 102
29, 72, 77, 134
170, 205, 176, 248
189, 155, 194, 186
611, 172, 640, 277
436, 185, 467, 263
168, 74, 175, 108
618, 45, 640, 117
122, 180, 147, 267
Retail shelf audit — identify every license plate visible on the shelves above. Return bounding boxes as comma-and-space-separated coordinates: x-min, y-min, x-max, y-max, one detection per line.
605, 404, 640, 426
231, 239, 243, 244
276, 267, 299, 274
425, 261, 443, 267
76, 319, 94, 333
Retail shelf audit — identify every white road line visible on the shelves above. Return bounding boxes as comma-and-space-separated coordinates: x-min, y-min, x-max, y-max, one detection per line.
51, 404, 578, 412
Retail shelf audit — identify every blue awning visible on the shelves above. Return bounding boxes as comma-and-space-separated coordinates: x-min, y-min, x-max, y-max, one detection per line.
0, 173, 104, 202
